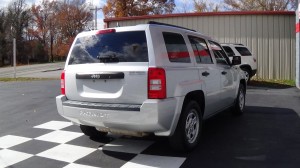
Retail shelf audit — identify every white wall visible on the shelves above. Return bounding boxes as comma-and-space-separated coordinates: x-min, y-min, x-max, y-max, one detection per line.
106, 12, 295, 80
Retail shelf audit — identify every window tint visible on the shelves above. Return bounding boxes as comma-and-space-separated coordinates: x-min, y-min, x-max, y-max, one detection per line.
209, 41, 230, 65
68, 31, 148, 65
188, 36, 213, 64
222, 46, 235, 57
235, 47, 252, 56
163, 32, 191, 63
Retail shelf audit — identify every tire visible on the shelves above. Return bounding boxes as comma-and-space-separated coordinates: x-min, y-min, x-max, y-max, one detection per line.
80, 125, 108, 138
233, 84, 246, 115
169, 100, 202, 152
242, 68, 251, 83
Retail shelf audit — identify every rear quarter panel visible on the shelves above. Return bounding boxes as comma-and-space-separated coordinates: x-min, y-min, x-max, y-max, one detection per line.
148, 26, 204, 98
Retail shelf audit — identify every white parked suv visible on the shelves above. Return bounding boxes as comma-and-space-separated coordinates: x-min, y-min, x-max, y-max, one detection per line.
56, 21, 246, 151
221, 43, 257, 82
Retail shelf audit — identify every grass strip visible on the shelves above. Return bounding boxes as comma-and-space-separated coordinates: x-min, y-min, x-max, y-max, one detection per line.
250, 78, 295, 88
0, 77, 58, 82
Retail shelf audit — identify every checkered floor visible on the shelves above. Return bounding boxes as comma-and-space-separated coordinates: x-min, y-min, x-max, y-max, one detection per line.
0, 121, 186, 168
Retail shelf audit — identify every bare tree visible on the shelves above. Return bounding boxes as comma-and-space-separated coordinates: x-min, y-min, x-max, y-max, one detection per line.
30, 0, 54, 51
103, 0, 175, 18
0, 0, 100, 65
52, 1, 92, 58
193, 0, 220, 12
0, 9, 8, 66
28, 0, 93, 62
176, 0, 193, 13
6, 0, 31, 64
194, 0, 208, 12
224, 0, 295, 11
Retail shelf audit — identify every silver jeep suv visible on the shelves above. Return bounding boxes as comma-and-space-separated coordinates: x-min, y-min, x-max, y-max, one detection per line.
56, 22, 246, 151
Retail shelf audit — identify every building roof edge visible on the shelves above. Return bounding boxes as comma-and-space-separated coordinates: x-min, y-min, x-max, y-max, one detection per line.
104, 11, 295, 23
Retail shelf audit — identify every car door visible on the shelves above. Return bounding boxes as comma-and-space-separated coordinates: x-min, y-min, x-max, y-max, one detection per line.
188, 36, 223, 117
209, 41, 236, 109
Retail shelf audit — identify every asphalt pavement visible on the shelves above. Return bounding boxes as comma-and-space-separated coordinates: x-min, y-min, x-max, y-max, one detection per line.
0, 81, 299, 168
0, 62, 65, 78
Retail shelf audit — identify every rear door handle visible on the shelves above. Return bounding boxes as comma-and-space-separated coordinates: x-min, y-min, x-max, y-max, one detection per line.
221, 71, 227, 75
202, 71, 210, 77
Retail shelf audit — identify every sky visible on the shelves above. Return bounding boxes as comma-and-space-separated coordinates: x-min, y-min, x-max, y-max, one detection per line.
0, 0, 216, 29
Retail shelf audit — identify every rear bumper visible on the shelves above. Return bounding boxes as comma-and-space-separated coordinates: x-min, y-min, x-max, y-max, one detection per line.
251, 69, 257, 77
56, 95, 184, 136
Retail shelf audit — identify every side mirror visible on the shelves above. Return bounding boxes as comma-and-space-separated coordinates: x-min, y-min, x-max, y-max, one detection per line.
232, 56, 241, 65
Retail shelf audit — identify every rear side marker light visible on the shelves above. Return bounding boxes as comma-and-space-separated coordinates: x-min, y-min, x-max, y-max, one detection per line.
96, 29, 116, 35
61, 71, 65, 95
148, 68, 166, 99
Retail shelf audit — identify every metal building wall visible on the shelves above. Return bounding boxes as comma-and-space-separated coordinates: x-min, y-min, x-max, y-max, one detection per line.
105, 12, 295, 80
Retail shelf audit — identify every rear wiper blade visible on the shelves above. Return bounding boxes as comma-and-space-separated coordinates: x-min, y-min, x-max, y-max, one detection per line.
97, 54, 119, 63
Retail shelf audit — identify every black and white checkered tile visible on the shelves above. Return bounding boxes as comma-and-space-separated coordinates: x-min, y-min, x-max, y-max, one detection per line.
0, 121, 186, 168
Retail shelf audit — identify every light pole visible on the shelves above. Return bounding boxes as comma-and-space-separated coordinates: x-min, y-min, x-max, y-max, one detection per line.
13, 38, 16, 79
90, 6, 102, 30
11, 26, 16, 79
296, 0, 300, 89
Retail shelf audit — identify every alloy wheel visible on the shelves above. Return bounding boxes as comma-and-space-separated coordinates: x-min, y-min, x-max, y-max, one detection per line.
185, 109, 199, 144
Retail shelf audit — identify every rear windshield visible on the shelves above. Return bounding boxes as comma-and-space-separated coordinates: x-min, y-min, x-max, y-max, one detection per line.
68, 31, 148, 65
235, 47, 252, 56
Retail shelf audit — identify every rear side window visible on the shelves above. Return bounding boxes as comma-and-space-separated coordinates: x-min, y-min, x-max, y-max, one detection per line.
188, 36, 213, 64
68, 31, 148, 65
222, 46, 235, 57
235, 47, 252, 56
163, 32, 191, 63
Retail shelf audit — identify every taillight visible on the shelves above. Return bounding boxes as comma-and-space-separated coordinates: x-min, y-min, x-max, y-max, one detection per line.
148, 68, 166, 99
61, 71, 65, 95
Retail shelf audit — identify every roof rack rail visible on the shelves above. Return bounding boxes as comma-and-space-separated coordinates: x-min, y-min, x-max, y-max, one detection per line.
147, 21, 196, 32
221, 43, 244, 46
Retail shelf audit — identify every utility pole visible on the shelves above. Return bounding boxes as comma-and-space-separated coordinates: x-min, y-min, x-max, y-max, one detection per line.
11, 26, 16, 79
13, 38, 16, 79
296, 0, 300, 89
90, 6, 102, 30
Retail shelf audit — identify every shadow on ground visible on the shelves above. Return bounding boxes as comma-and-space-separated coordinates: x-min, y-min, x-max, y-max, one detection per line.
248, 80, 294, 89
90, 106, 300, 168
181, 106, 300, 168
